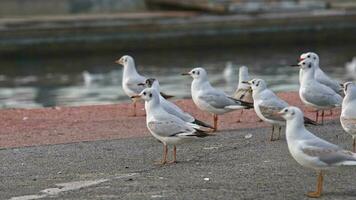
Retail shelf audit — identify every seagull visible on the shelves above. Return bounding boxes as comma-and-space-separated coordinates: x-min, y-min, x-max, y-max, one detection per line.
223, 61, 237, 83
244, 78, 317, 141
182, 67, 253, 131
345, 57, 356, 80
132, 88, 210, 164
340, 82, 356, 152
279, 106, 356, 198
139, 78, 213, 129
299, 52, 342, 94
292, 58, 342, 124
115, 55, 173, 116
233, 66, 253, 123
115, 55, 146, 116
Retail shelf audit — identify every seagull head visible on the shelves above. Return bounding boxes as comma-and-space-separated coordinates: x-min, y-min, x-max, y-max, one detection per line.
115, 55, 134, 67
342, 81, 356, 97
132, 88, 159, 102
299, 52, 319, 66
278, 106, 303, 121
181, 67, 208, 81
243, 78, 266, 92
296, 59, 315, 73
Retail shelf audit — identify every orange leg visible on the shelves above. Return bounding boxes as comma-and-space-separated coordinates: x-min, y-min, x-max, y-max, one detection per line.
155, 144, 168, 165
277, 126, 282, 140
236, 110, 243, 123
213, 114, 218, 131
307, 171, 323, 198
168, 145, 177, 164
321, 110, 325, 125
132, 101, 137, 117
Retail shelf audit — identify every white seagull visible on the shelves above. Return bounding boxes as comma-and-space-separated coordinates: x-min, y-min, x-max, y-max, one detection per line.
345, 57, 356, 80
279, 106, 356, 198
140, 78, 213, 129
233, 66, 253, 122
299, 52, 342, 94
115, 55, 146, 116
182, 67, 253, 131
341, 82, 356, 152
293, 58, 342, 124
244, 78, 317, 141
133, 88, 210, 164
116, 55, 173, 116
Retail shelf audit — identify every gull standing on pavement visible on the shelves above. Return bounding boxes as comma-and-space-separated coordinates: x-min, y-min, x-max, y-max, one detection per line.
340, 82, 356, 152
233, 66, 253, 122
245, 78, 316, 141
132, 88, 210, 164
299, 52, 342, 94
182, 67, 253, 131
139, 78, 213, 129
279, 106, 356, 198
292, 59, 342, 124
115, 55, 146, 116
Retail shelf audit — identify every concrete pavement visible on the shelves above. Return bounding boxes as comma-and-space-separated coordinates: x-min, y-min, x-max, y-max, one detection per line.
2, 119, 356, 200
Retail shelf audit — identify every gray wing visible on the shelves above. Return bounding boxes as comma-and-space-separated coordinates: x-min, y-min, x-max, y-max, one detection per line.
199, 91, 237, 109
302, 138, 356, 165
302, 84, 342, 107
147, 117, 195, 138
259, 91, 288, 121
125, 76, 146, 94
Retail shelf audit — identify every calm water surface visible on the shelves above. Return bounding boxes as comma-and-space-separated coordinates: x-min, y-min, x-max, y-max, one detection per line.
0, 45, 354, 108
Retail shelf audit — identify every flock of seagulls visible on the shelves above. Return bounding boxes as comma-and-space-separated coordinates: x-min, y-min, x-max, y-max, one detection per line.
116, 52, 356, 198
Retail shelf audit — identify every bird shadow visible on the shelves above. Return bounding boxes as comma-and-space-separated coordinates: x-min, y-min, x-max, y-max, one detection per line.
323, 190, 356, 198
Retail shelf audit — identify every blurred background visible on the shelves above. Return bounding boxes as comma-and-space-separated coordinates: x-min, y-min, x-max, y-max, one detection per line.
0, 0, 355, 108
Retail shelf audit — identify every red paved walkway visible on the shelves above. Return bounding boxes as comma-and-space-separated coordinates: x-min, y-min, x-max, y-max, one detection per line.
0, 92, 340, 149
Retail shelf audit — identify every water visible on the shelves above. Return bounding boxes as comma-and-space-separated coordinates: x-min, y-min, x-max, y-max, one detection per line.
0, 45, 354, 109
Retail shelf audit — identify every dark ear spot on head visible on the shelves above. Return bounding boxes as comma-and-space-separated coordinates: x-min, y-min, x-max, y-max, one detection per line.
308, 63, 312, 68
149, 93, 152, 97
291, 111, 295, 115
313, 56, 316, 60
256, 81, 260, 87
197, 71, 200, 75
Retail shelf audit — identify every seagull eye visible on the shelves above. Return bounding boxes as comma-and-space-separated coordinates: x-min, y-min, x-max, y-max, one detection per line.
307, 55, 310, 58
252, 81, 255, 84
302, 62, 305, 65
285, 109, 288, 113
192, 71, 195, 74
143, 92, 146, 95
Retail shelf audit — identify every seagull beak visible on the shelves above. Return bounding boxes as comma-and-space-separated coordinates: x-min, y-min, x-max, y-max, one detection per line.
181, 72, 190, 76
115, 58, 124, 65
241, 81, 250, 84
276, 110, 285, 116
290, 64, 300, 67
130, 95, 141, 100
298, 57, 305, 62
137, 83, 145, 86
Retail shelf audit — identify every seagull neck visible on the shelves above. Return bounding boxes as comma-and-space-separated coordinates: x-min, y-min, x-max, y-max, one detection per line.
151, 81, 161, 92
285, 117, 306, 140
145, 97, 161, 115
301, 69, 315, 85
123, 64, 139, 78
192, 78, 211, 90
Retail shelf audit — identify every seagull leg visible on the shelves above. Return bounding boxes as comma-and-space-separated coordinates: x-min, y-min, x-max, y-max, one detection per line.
155, 144, 168, 165
132, 100, 137, 117
213, 114, 218, 131
321, 110, 325, 125
315, 111, 319, 123
353, 137, 356, 153
168, 145, 177, 164
277, 126, 282, 140
307, 170, 323, 198
270, 125, 275, 141
236, 110, 243, 123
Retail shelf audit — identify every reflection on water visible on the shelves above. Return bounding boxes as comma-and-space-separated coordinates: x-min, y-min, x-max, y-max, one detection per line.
0, 45, 355, 109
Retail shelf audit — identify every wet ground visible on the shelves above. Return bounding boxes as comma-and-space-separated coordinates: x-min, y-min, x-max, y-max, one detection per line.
2, 119, 356, 200
0, 44, 354, 108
